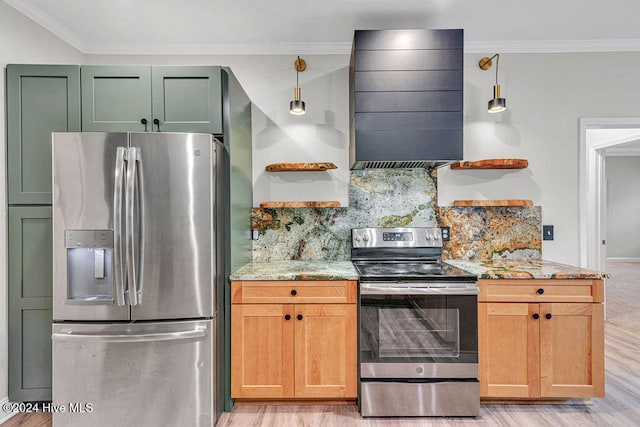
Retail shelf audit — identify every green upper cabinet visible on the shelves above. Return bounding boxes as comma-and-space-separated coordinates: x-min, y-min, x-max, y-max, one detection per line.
81, 65, 222, 134
6, 65, 81, 205
152, 66, 222, 133
81, 66, 152, 132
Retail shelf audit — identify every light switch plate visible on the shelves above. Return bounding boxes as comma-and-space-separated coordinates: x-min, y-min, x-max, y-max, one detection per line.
543, 225, 554, 241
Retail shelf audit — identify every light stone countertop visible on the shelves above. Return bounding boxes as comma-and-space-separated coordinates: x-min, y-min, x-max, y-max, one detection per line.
230, 258, 605, 282
230, 260, 359, 281
444, 259, 606, 280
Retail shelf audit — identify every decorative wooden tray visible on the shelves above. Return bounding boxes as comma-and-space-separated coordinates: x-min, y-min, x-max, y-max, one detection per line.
450, 159, 528, 170
259, 201, 341, 208
265, 162, 338, 172
453, 200, 533, 207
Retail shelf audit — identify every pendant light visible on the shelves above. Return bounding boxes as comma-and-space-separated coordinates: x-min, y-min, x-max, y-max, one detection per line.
289, 56, 306, 115
479, 53, 506, 113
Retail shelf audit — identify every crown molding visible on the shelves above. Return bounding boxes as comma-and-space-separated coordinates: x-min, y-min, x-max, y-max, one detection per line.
82, 42, 353, 56
4, 0, 86, 52
76, 38, 640, 56
465, 39, 640, 53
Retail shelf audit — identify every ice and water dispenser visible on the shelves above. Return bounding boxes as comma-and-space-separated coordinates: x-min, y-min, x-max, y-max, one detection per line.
65, 230, 114, 303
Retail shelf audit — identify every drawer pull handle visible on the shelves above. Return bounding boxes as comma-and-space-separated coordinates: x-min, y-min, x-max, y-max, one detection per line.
297, 314, 303, 321
537, 288, 545, 295
545, 313, 552, 320
532, 313, 540, 320
284, 314, 291, 321
290, 289, 297, 296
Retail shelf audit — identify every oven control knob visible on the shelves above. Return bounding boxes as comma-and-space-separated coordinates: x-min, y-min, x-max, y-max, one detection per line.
363, 235, 369, 242
355, 236, 362, 242
434, 235, 440, 240
416, 367, 424, 374
425, 235, 432, 240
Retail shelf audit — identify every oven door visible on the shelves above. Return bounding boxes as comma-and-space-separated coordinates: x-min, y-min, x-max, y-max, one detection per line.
359, 282, 478, 379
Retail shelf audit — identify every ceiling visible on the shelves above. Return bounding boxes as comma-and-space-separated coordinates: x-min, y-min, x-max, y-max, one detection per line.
6, 0, 640, 55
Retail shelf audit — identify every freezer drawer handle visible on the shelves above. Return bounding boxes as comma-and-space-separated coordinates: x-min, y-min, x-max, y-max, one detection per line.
52, 326, 206, 343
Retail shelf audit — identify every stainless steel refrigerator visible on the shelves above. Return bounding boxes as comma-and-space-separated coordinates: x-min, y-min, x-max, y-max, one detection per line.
51, 132, 225, 427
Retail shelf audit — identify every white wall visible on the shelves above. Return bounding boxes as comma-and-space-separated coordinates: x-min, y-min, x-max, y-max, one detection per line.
0, 0, 84, 406
606, 156, 640, 258
439, 52, 640, 265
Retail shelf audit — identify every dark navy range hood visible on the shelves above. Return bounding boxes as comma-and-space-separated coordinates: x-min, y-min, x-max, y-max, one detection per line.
349, 29, 464, 169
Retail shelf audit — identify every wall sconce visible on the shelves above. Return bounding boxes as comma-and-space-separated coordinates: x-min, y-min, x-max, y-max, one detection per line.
479, 53, 506, 113
289, 56, 306, 115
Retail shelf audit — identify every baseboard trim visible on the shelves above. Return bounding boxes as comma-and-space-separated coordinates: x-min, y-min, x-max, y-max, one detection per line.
607, 257, 640, 263
0, 397, 17, 424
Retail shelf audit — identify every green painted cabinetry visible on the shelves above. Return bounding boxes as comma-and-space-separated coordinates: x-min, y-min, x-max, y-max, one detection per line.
81, 66, 222, 134
8, 206, 53, 402
5, 64, 247, 405
6, 64, 80, 402
6, 65, 80, 204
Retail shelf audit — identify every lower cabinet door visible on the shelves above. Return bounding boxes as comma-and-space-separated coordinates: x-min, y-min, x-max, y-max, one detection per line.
231, 304, 294, 398
479, 302, 540, 398
539, 303, 605, 398
294, 304, 357, 398
8, 206, 53, 401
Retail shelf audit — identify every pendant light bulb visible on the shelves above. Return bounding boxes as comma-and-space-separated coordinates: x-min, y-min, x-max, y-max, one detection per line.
480, 53, 507, 113
289, 56, 306, 115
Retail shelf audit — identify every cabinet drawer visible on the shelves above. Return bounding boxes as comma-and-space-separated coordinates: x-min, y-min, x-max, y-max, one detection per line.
232, 281, 357, 304
479, 280, 603, 303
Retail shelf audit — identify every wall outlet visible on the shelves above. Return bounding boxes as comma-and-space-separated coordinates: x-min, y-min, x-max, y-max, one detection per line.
251, 229, 259, 240
543, 225, 554, 241
441, 226, 451, 241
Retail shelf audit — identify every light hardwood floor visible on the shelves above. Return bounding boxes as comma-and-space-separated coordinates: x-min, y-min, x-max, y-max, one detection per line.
3, 323, 639, 427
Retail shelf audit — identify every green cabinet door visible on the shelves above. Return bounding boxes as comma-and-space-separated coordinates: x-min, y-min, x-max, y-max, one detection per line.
81, 66, 152, 131
8, 206, 53, 402
6, 65, 80, 205
151, 66, 222, 134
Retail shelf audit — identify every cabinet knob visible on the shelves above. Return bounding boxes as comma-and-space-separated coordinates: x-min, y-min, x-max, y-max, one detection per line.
537, 288, 545, 295
284, 314, 291, 321
532, 313, 540, 320
153, 118, 161, 132
545, 313, 552, 320
297, 314, 303, 321
290, 289, 297, 296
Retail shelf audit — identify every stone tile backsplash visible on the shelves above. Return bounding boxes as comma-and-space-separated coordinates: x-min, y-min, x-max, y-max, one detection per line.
252, 168, 542, 261
439, 206, 542, 260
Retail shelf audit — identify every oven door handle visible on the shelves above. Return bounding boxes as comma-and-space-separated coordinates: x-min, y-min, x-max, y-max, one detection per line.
360, 283, 479, 295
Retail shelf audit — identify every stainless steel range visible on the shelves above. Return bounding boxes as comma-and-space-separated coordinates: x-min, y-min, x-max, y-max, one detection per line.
352, 227, 479, 417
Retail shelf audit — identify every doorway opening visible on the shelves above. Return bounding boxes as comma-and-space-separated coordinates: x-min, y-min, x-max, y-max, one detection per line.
579, 118, 640, 271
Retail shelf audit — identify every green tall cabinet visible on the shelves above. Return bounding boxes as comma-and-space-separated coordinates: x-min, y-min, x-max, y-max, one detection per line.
6, 64, 80, 401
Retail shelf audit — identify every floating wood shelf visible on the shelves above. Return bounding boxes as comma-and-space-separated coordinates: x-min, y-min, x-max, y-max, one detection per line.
453, 200, 533, 207
265, 162, 338, 172
450, 158, 528, 170
260, 201, 341, 208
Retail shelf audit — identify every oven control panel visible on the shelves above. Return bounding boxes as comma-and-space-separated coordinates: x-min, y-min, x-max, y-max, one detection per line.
352, 227, 443, 248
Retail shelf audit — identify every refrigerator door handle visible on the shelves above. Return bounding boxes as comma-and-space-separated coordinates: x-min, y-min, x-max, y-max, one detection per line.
52, 327, 206, 343
113, 147, 127, 306
125, 147, 140, 306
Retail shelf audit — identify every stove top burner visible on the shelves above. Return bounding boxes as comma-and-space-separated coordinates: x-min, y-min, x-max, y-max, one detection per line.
354, 262, 443, 277
353, 261, 476, 281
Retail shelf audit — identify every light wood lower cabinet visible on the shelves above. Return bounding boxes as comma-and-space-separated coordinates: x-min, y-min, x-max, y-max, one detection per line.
231, 281, 357, 400
479, 279, 605, 399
